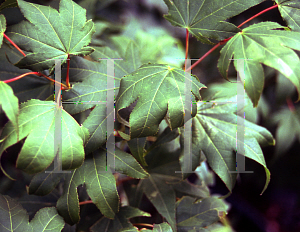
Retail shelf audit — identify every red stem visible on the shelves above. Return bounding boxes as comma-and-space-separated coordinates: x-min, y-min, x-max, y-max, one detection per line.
186, 4, 279, 72
79, 200, 93, 206
286, 97, 295, 112
66, 54, 70, 87
184, 28, 189, 70
237, 4, 279, 28
3, 72, 41, 83
3, 33, 26, 57
133, 223, 154, 228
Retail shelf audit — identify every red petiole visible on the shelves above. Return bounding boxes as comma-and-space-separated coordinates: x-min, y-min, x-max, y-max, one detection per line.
185, 4, 279, 72
2, 33, 70, 89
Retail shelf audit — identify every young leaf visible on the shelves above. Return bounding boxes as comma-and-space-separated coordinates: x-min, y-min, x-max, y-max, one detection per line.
163, 0, 264, 44
0, 99, 89, 179
6, 0, 95, 72
192, 96, 275, 194
218, 22, 300, 106
0, 81, 19, 137
276, 0, 300, 32
116, 63, 205, 139
176, 196, 227, 230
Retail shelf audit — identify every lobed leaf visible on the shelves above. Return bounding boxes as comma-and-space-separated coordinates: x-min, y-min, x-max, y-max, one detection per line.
6, 0, 95, 72
276, 0, 300, 32
116, 63, 205, 139
163, 0, 265, 44
192, 96, 275, 194
218, 22, 300, 106
0, 99, 89, 179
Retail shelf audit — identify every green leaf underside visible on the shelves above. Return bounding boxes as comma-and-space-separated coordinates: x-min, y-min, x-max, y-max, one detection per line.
6, 0, 95, 72
276, 0, 300, 32
28, 162, 64, 196
90, 206, 149, 232
0, 81, 19, 136
101, 147, 149, 179
57, 149, 120, 224
176, 196, 227, 229
84, 150, 120, 219
163, 0, 264, 44
192, 97, 274, 193
140, 174, 176, 232
116, 63, 205, 139
0, 0, 18, 12
0, 99, 88, 178
0, 14, 5, 48
56, 165, 84, 225
0, 194, 64, 232
218, 22, 300, 106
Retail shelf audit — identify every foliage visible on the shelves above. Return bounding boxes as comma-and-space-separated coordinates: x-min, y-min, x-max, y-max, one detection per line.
0, 0, 299, 231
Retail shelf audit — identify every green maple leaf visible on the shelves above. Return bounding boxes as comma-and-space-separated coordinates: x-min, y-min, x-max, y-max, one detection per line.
163, 0, 264, 44
116, 63, 205, 139
6, 0, 95, 72
0, 99, 89, 179
276, 0, 300, 32
0, 194, 64, 232
218, 22, 300, 107
192, 95, 275, 194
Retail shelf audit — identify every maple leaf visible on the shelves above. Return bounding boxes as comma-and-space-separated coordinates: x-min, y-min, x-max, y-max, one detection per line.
218, 22, 300, 107
276, 0, 300, 32
0, 99, 89, 179
163, 0, 265, 44
0, 194, 65, 232
116, 63, 206, 139
6, 0, 95, 72
192, 94, 275, 194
